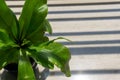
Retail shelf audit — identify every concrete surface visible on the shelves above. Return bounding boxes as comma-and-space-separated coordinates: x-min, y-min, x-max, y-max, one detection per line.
1, 0, 120, 80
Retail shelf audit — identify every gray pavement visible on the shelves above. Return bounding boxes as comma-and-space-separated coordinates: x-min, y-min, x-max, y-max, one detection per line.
47, 0, 120, 80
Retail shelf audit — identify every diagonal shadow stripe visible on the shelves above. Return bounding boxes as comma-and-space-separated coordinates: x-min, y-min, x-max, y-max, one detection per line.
46, 31, 120, 36
70, 46, 120, 55
60, 40, 120, 45
14, 8, 120, 15
7, 1, 120, 7
50, 69, 120, 76
48, 16, 120, 22
49, 9, 120, 14
48, 1, 120, 7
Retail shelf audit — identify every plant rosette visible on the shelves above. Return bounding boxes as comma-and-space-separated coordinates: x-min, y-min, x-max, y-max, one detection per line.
0, 0, 71, 80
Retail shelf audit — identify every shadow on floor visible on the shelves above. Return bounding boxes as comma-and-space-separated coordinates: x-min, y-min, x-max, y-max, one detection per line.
69, 46, 120, 55
50, 69, 120, 76
47, 30, 120, 36
0, 70, 17, 80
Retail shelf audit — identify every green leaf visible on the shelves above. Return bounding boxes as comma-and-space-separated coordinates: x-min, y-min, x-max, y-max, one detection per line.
26, 21, 49, 45
0, 0, 19, 41
0, 29, 12, 44
34, 37, 71, 48
51, 37, 71, 42
18, 49, 36, 80
26, 19, 52, 45
43, 42, 71, 77
27, 49, 54, 69
30, 42, 71, 77
44, 19, 52, 34
27, 4, 48, 35
0, 46, 19, 69
0, 29, 15, 48
19, 0, 48, 40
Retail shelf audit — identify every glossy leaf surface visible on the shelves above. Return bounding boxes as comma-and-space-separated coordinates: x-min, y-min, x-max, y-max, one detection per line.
18, 50, 36, 80
43, 19, 52, 34
27, 49, 54, 69
26, 21, 49, 45
19, 0, 48, 40
0, 0, 18, 40
0, 29, 11, 44
0, 0, 71, 79
30, 42, 71, 77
